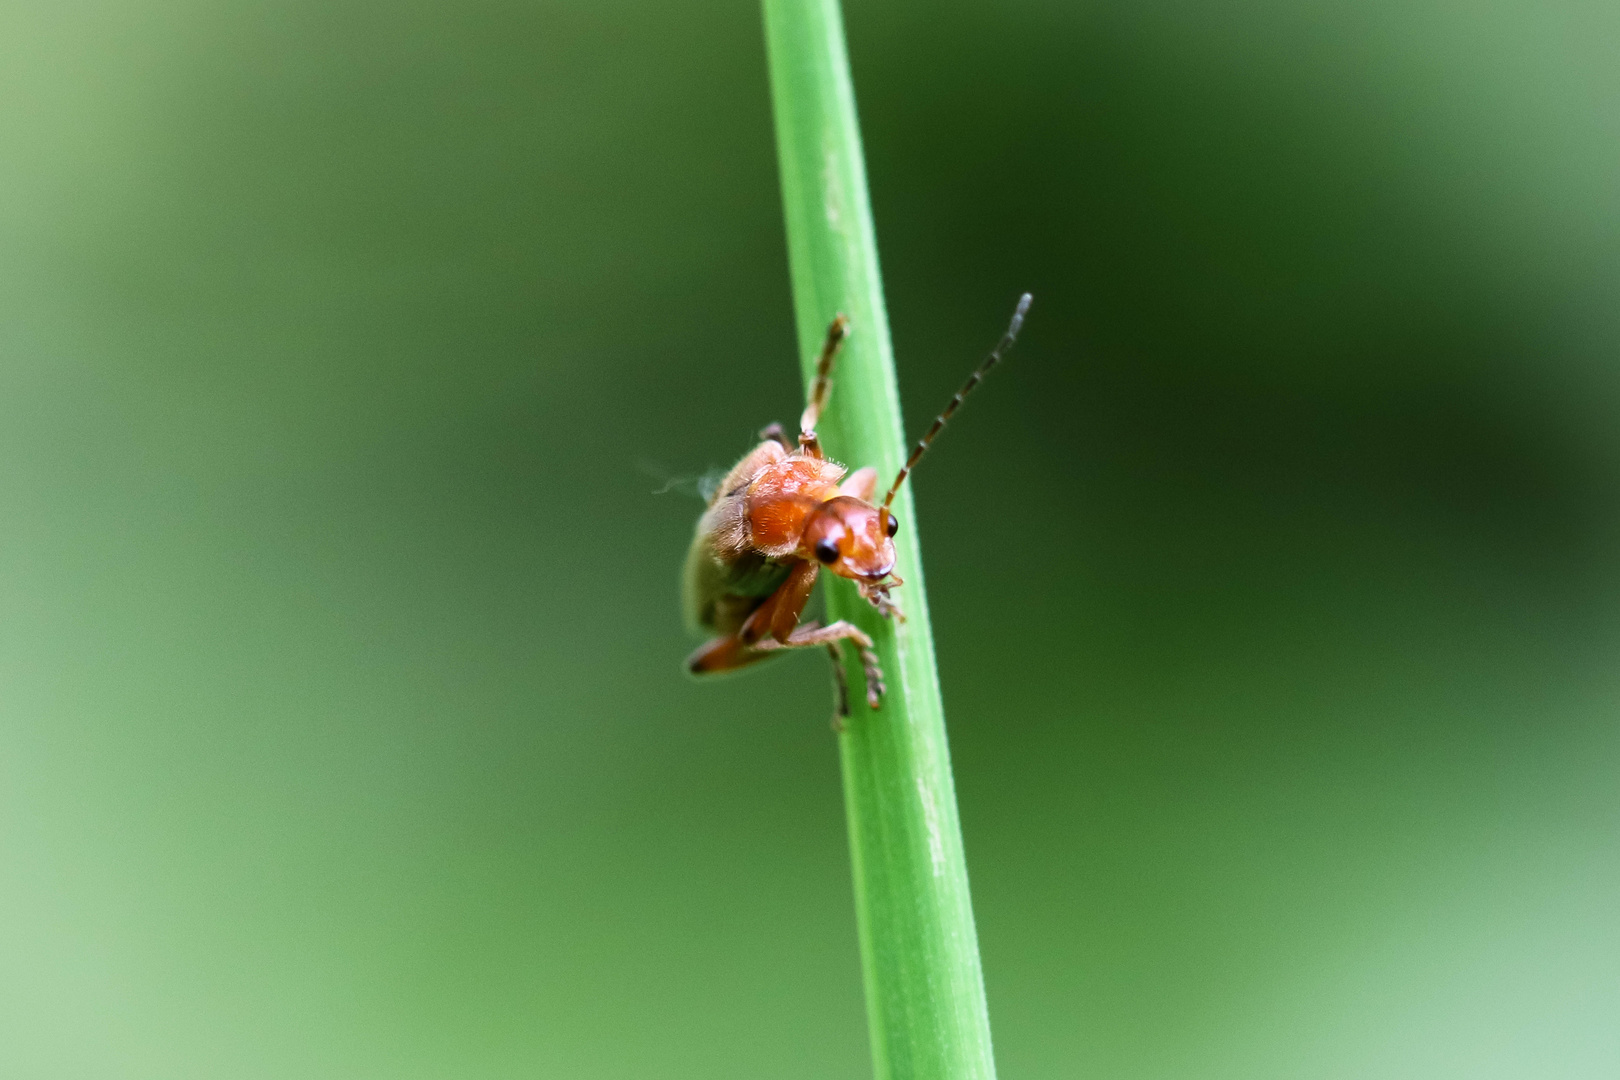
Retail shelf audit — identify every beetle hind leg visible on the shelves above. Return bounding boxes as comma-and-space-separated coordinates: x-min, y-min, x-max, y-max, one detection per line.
687, 632, 776, 675
752, 619, 885, 710
758, 422, 793, 450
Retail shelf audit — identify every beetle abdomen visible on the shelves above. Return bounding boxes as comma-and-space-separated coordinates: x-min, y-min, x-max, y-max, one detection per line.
682, 529, 790, 635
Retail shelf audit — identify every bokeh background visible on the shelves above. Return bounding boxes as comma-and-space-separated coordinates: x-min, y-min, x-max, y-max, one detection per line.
3, 1, 1617, 1077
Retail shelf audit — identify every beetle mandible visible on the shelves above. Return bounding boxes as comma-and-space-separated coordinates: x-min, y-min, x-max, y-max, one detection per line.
683, 294, 1032, 726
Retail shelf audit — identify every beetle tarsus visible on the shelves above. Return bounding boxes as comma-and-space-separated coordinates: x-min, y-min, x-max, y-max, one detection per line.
859, 644, 885, 708
827, 642, 851, 731
750, 618, 883, 711
759, 422, 792, 450
859, 579, 905, 623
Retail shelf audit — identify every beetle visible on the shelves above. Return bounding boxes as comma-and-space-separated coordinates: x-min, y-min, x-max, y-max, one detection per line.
683, 294, 1031, 725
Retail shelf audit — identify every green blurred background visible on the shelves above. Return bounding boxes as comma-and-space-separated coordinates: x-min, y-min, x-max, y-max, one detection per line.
2, 1, 1617, 1077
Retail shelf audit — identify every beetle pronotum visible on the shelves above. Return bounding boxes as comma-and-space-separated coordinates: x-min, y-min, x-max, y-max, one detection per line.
683, 294, 1032, 725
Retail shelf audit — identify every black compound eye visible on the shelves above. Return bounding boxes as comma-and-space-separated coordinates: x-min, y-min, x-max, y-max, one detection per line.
885, 514, 899, 538
814, 538, 840, 564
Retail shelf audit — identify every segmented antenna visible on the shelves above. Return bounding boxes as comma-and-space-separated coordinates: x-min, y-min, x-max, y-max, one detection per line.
880, 293, 1032, 518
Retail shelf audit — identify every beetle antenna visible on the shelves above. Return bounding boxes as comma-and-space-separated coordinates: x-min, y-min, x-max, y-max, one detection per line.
880, 293, 1031, 521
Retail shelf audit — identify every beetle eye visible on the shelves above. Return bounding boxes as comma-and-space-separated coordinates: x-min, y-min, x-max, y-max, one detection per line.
814, 538, 839, 564
885, 514, 899, 538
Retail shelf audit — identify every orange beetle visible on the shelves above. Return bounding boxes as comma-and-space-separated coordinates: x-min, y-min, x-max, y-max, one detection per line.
683, 295, 1031, 724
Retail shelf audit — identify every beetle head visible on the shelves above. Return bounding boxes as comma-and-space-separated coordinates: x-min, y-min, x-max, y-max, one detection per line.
801, 496, 898, 585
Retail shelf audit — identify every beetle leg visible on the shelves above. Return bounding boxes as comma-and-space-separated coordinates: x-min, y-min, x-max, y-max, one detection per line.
686, 631, 776, 675
758, 422, 793, 450
857, 578, 906, 623
692, 557, 816, 674
751, 620, 885, 709
691, 620, 883, 716
826, 642, 850, 731
686, 575, 811, 674
798, 314, 849, 459
691, 552, 882, 716
730, 560, 819, 650
766, 561, 819, 644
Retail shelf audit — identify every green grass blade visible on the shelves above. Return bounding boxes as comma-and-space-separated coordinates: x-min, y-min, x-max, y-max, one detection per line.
760, 3, 998, 1078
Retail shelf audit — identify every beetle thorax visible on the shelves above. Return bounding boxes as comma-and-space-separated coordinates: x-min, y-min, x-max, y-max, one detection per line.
744, 455, 846, 556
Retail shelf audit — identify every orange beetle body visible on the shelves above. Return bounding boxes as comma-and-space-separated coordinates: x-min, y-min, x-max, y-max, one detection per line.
684, 297, 1029, 724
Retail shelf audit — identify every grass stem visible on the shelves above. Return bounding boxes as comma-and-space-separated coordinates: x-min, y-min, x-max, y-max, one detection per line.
760, 3, 998, 1077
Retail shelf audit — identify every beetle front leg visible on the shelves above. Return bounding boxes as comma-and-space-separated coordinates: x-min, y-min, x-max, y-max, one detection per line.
859, 578, 906, 623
